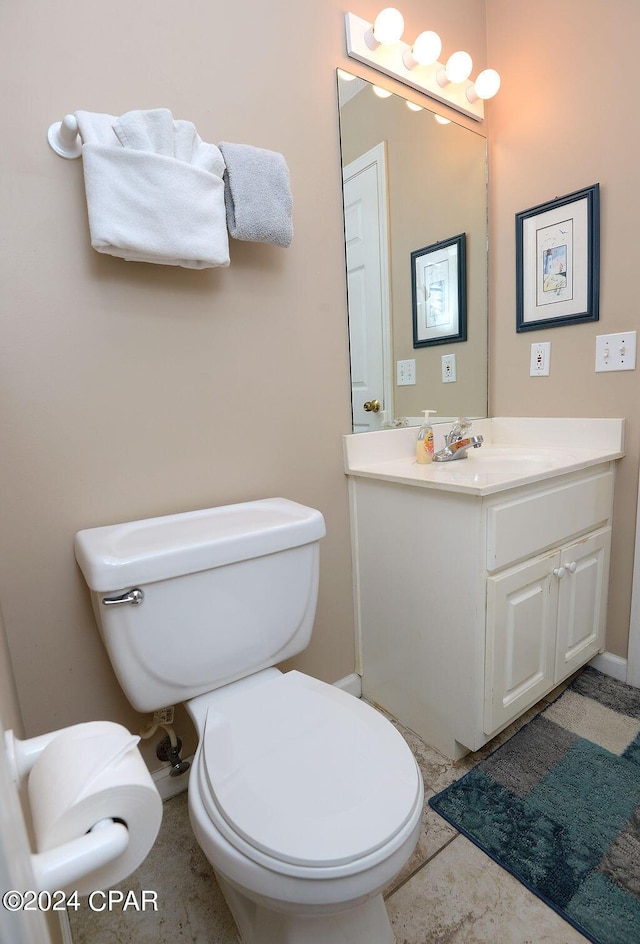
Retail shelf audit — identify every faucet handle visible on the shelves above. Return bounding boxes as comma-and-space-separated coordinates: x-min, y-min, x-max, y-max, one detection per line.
447, 417, 472, 445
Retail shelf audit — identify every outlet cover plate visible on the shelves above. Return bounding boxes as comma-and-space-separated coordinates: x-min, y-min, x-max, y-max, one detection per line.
442, 353, 456, 383
530, 342, 551, 376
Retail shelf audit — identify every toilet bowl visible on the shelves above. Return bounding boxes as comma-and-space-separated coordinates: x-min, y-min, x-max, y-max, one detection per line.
186, 669, 423, 943
74, 498, 424, 944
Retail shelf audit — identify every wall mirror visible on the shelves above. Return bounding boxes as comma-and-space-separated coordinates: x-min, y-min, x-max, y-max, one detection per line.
337, 70, 488, 432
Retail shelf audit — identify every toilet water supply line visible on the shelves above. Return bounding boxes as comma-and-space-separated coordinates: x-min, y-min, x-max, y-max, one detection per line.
139, 709, 191, 777
139, 719, 178, 748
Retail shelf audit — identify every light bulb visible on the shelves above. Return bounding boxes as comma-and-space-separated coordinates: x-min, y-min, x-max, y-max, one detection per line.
402, 30, 442, 70
446, 51, 473, 82
406, 100, 423, 112
437, 50, 473, 86
468, 68, 501, 101
372, 85, 393, 98
337, 68, 357, 82
434, 114, 451, 125
365, 7, 405, 49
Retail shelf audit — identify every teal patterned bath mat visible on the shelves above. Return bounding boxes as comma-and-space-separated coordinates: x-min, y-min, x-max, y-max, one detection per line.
429, 668, 640, 944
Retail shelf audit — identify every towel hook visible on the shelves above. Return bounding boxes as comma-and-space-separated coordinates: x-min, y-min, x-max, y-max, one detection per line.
47, 114, 82, 159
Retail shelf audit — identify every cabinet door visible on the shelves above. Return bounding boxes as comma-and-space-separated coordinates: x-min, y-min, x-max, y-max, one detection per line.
555, 527, 611, 682
484, 551, 558, 734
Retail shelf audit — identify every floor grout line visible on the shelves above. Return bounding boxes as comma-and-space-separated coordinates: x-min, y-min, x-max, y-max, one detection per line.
383, 831, 460, 901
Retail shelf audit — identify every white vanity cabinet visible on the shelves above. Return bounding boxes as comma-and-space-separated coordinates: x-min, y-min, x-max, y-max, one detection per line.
348, 457, 617, 759
484, 525, 611, 733
483, 467, 613, 734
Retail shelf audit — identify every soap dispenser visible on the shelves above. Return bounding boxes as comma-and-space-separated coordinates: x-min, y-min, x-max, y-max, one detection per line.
416, 410, 436, 464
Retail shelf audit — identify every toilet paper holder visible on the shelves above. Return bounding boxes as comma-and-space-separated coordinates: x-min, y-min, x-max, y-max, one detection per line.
5, 727, 130, 893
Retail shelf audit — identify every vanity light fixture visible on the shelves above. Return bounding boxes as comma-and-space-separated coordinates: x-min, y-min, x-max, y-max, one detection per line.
344, 10, 500, 121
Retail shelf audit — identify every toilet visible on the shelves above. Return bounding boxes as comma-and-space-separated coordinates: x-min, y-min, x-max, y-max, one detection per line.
74, 497, 423, 944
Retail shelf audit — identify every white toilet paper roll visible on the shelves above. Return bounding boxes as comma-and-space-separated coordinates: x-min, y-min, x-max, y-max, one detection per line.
28, 721, 162, 895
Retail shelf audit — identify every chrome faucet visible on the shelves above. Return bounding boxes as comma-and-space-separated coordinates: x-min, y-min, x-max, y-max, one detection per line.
433, 417, 484, 462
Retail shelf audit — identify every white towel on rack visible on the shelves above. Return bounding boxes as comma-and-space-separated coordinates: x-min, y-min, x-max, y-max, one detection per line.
74, 109, 229, 269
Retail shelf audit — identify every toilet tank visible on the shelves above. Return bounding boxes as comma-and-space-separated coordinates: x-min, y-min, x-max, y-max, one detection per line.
74, 498, 326, 712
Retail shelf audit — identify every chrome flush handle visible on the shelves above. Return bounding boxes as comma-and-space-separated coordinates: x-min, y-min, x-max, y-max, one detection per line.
101, 588, 145, 606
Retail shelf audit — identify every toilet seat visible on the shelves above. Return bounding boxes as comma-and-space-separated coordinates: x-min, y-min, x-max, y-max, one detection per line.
198, 671, 421, 873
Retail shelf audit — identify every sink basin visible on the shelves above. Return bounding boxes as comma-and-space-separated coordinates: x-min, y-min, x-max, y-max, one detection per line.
463, 446, 577, 474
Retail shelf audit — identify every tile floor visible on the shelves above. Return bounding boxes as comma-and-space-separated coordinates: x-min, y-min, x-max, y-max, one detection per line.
68, 690, 590, 944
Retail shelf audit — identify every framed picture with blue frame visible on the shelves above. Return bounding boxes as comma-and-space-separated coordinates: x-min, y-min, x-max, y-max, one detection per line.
515, 183, 599, 332
411, 233, 467, 348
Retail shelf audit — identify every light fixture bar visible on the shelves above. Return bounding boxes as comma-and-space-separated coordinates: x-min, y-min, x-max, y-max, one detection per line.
344, 12, 484, 121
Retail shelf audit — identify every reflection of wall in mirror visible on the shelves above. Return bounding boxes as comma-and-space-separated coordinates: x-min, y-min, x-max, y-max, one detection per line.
339, 79, 488, 423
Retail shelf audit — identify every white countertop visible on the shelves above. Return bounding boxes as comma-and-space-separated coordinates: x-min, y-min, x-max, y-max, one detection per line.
343, 418, 625, 496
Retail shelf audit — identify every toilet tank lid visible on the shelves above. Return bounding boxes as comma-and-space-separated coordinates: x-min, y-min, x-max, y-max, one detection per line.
74, 498, 326, 592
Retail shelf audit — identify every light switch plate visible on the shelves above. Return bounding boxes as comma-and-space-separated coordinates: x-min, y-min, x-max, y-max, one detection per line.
595, 331, 637, 372
397, 359, 416, 385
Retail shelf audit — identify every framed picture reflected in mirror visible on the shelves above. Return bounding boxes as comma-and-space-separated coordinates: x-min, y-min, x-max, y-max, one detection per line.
412, 233, 467, 348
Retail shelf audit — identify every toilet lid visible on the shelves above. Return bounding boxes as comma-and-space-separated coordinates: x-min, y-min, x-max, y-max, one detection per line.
200, 671, 421, 868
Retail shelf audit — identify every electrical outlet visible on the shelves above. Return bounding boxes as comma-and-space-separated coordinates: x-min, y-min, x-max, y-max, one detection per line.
397, 359, 416, 385
530, 342, 551, 376
441, 353, 456, 383
595, 331, 637, 372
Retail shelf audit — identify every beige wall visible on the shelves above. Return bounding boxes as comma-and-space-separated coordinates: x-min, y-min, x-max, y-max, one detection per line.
486, 0, 640, 658
1, 0, 358, 756
0, 604, 24, 739
0, 1, 488, 767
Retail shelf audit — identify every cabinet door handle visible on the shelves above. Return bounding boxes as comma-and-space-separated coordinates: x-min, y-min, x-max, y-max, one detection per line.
565, 561, 577, 574
553, 566, 566, 579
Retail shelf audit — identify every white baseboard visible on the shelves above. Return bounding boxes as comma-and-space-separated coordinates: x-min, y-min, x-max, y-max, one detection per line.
152, 756, 193, 800
333, 672, 362, 697
589, 650, 628, 683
